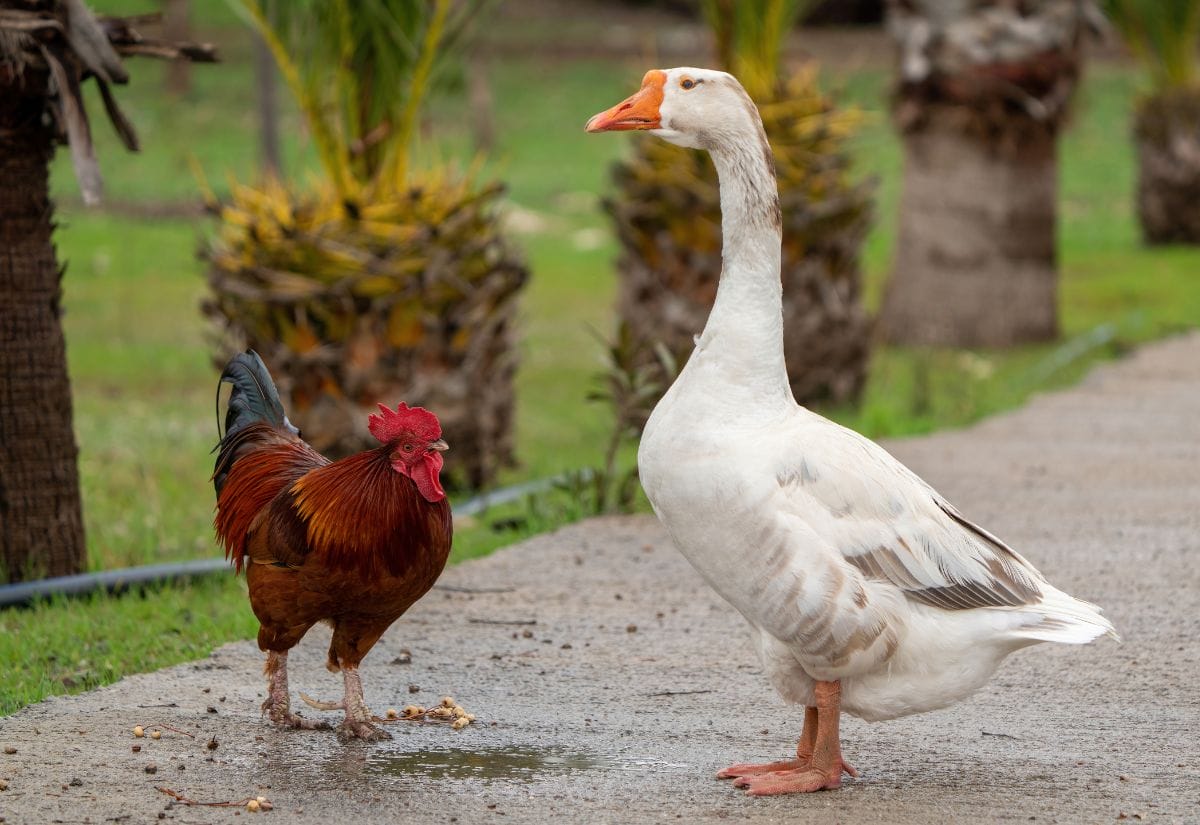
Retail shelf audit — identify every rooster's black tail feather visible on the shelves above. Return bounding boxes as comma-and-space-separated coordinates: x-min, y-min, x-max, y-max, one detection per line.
213, 350, 298, 494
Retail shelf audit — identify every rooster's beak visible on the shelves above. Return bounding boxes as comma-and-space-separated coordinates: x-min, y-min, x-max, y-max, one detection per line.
585, 70, 666, 133
430, 439, 449, 452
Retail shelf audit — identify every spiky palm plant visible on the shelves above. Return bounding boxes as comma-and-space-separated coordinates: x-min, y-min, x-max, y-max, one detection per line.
203, 0, 527, 488
1104, 0, 1200, 243
604, 0, 875, 413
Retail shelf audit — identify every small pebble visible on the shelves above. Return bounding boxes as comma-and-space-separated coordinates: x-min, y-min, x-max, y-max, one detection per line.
144, 764, 158, 774
408, 684, 420, 694
132, 726, 144, 738
207, 736, 219, 751
2, 747, 14, 755
150, 730, 161, 740
626, 624, 638, 633
131, 745, 141, 753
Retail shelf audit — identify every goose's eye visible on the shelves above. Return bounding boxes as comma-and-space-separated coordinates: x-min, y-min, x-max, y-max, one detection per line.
681, 78, 696, 90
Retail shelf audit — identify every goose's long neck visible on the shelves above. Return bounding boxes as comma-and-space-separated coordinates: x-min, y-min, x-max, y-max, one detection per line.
696, 132, 789, 401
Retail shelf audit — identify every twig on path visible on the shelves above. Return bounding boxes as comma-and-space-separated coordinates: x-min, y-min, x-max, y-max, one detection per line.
150, 723, 195, 738
436, 584, 516, 594
136, 703, 178, 709
468, 618, 537, 626
645, 689, 714, 697
156, 787, 272, 809
981, 730, 1018, 740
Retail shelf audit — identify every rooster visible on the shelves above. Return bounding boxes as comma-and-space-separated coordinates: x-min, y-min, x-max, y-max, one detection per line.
212, 350, 452, 741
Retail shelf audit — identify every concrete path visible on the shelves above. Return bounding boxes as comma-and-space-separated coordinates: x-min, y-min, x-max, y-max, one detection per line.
3, 334, 1199, 824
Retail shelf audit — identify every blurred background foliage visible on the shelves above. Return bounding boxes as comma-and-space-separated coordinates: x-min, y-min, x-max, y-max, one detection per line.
203, 0, 528, 487
1102, 0, 1200, 243
2, 0, 1199, 713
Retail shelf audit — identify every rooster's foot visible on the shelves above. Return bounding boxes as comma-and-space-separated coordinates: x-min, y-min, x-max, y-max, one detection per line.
274, 710, 331, 731
261, 698, 331, 731
337, 718, 392, 742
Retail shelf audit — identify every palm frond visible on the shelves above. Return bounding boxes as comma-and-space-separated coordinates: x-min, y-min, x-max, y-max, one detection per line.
237, 0, 488, 191
1104, 0, 1200, 89
699, 0, 818, 99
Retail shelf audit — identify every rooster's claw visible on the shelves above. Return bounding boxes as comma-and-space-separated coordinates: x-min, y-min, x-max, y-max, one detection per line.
337, 720, 392, 741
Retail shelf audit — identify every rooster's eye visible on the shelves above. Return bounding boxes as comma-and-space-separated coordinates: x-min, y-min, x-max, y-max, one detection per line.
681, 78, 696, 90
402, 443, 414, 452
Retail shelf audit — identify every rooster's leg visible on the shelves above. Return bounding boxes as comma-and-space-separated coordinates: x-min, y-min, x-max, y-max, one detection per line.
261, 651, 330, 731
731, 681, 857, 795
716, 706, 818, 778
334, 666, 392, 742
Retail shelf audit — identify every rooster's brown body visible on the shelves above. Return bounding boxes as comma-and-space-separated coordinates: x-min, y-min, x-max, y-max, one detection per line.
213, 352, 451, 740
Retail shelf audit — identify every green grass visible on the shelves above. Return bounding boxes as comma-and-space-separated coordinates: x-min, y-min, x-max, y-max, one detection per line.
0, 578, 256, 715
3, 6, 1198, 716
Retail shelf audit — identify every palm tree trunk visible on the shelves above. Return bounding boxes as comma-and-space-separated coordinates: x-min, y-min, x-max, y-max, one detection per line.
881, 109, 1059, 346
1134, 89, 1200, 245
0, 68, 87, 582
163, 0, 192, 96
881, 0, 1090, 347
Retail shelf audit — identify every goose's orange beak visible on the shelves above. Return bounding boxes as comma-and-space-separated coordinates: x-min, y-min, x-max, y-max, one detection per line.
585, 70, 666, 133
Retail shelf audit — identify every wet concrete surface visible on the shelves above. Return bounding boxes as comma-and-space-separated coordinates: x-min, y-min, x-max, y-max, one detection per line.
3, 333, 1200, 824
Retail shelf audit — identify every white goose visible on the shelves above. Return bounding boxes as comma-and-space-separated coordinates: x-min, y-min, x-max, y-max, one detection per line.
586, 68, 1116, 796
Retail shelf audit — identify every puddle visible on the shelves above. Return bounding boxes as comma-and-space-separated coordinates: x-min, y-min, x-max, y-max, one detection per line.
368, 746, 689, 782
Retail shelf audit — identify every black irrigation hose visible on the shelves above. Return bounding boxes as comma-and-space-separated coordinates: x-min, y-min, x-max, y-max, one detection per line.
0, 473, 577, 610
0, 558, 233, 609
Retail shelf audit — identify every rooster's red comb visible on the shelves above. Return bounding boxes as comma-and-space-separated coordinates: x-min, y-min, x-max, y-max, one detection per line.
368, 402, 441, 445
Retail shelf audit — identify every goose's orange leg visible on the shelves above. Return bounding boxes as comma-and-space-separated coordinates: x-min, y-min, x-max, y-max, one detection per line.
725, 680, 857, 795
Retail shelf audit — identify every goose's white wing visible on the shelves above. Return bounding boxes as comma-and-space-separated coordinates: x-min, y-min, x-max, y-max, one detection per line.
776, 416, 1047, 612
